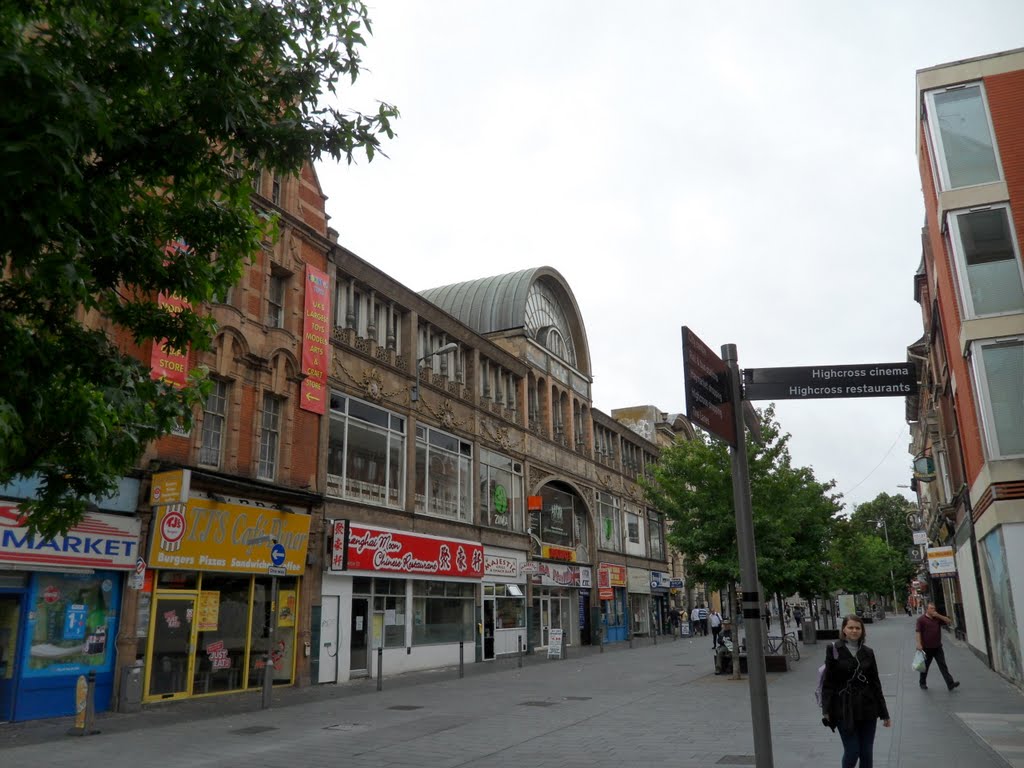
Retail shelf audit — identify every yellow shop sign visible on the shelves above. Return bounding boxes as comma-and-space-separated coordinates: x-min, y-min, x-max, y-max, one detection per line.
148, 498, 310, 575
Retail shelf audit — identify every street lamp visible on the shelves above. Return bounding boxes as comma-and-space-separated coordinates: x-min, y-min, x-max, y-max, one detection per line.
411, 342, 459, 402
873, 518, 899, 612
246, 534, 279, 710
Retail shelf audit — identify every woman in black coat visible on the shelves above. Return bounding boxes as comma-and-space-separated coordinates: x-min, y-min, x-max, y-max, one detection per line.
821, 615, 892, 768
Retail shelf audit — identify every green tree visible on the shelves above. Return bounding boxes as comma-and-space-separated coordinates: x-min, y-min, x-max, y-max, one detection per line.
827, 517, 894, 597
1, 1, 397, 537
645, 405, 841, 602
848, 492, 919, 604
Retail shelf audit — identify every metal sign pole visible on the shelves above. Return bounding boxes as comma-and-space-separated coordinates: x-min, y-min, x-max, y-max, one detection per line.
722, 343, 774, 768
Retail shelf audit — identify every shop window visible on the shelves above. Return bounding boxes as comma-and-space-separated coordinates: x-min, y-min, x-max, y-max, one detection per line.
495, 584, 525, 629
156, 570, 198, 590
248, 576, 298, 687
479, 448, 524, 531
528, 485, 589, 560
192, 575, 250, 694
415, 426, 472, 522
412, 581, 474, 645
22, 572, 120, 678
371, 578, 406, 649
328, 393, 405, 508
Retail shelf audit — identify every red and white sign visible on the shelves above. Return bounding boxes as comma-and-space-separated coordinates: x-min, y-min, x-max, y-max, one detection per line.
0, 504, 141, 571
530, 562, 592, 589
330, 519, 348, 571
300, 265, 330, 414
342, 524, 484, 579
484, 547, 526, 582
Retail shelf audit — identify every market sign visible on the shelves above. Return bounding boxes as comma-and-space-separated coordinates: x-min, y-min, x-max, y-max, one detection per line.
743, 362, 917, 401
342, 524, 484, 579
148, 498, 310, 575
300, 265, 330, 414
926, 546, 956, 576
0, 505, 141, 571
681, 326, 735, 447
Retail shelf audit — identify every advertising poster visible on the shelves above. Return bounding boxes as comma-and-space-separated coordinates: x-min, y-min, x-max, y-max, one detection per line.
278, 590, 296, 628
197, 591, 220, 631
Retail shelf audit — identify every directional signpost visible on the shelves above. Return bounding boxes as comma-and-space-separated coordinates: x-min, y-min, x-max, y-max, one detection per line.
743, 362, 917, 401
681, 327, 735, 447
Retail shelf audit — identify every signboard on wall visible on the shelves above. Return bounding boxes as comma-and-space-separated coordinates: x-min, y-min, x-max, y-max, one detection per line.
343, 524, 484, 579
530, 562, 591, 588
148, 499, 310, 575
300, 265, 330, 414
0, 504, 141, 571
927, 546, 956, 576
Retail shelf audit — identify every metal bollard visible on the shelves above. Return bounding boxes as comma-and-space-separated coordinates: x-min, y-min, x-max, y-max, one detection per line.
653, 627, 658, 646
517, 636, 523, 668
68, 671, 99, 737
459, 640, 464, 678
561, 632, 567, 661
629, 631, 634, 649
376, 647, 383, 692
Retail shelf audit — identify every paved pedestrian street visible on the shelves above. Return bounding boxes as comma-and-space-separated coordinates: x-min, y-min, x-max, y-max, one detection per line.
2, 616, 1022, 767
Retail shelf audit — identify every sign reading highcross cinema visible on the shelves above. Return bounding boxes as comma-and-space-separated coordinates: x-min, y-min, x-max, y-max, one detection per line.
743, 362, 917, 401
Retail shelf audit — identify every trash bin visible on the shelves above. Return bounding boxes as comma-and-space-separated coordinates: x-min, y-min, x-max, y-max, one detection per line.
802, 619, 817, 645
118, 664, 143, 713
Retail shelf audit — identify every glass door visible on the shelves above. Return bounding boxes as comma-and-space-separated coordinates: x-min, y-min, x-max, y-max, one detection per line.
540, 597, 550, 647
147, 594, 196, 699
483, 597, 495, 660
0, 596, 21, 721
350, 598, 368, 673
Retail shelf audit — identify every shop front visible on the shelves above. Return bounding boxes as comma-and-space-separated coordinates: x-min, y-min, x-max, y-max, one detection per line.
627, 567, 651, 636
143, 478, 310, 703
0, 502, 140, 721
483, 547, 527, 660
320, 521, 483, 683
650, 571, 672, 634
597, 562, 627, 643
528, 561, 592, 649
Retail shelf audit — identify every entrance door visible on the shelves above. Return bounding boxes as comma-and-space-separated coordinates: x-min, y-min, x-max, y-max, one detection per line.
538, 597, 550, 646
350, 598, 368, 674
0, 596, 21, 721
550, 598, 562, 643
483, 598, 495, 660
148, 595, 196, 699
318, 595, 340, 684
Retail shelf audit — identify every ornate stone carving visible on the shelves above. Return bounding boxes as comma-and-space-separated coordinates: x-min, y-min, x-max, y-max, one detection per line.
331, 360, 405, 404
481, 420, 523, 452
529, 465, 552, 491
418, 397, 467, 431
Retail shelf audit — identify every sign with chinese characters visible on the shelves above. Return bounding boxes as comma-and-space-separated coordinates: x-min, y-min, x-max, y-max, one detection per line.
0, 504, 141, 570
300, 265, 330, 414
343, 524, 484, 579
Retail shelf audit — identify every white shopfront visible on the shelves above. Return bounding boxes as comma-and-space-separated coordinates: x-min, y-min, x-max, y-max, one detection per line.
318, 522, 483, 683
528, 562, 592, 649
482, 547, 527, 659
628, 567, 652, 636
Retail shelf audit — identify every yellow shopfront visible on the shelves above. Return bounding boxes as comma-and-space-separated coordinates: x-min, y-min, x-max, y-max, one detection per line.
143, 493, 310, 702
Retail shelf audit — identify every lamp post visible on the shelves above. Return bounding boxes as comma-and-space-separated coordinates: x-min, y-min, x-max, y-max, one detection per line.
874, 518, 898, 612
411, 342, 459, 402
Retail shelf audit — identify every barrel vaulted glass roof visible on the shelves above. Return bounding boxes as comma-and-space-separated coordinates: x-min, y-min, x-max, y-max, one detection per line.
419, 267, 591, 376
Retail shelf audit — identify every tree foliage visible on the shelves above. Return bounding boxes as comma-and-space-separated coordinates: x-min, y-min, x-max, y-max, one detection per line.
1, 1, 398, 536
645, 405, 842, 599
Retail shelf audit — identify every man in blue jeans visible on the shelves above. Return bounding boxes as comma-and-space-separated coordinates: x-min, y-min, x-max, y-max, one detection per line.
916, 602, 960, 691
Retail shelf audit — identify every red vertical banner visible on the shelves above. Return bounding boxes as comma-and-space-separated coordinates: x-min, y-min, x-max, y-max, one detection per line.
149, 292, 191, 387
301, 265, 330, 414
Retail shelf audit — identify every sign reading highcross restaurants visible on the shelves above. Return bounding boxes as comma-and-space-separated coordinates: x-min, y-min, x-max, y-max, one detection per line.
743, 362, 917, 401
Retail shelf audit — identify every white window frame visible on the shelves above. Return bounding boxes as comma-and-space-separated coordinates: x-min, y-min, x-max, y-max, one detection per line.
597, 491, 622, 553
946, 203, 1024, 319
267, 272, 286, 328
924, 82, 1003, 191
971, 336, 1024, 460
257, 393, 282, 480
199, 379, 229, 468
327, 393, 406, 508
415, 425, 473, 522
479, 448, 524, 532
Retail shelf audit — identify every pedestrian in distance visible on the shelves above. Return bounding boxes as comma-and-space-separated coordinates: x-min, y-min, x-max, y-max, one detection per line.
698, 604, 709, 636
690, 605, 701, 636
821, 614, 892, 768
764, 604, 771, 633
710, 609, 723, 648
916, 602, 960, 691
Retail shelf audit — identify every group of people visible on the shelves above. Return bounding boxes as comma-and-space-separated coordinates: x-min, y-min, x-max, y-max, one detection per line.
820, 602, 959, 767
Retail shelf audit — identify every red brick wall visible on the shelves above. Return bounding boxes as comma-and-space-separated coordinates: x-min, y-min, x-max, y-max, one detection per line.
987, 70, 1024, 265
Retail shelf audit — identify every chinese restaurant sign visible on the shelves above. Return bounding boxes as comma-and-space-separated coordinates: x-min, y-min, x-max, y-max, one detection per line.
342, 524, 484, 579
148, 498, 310, 575
300, 265, 330, 414
0, 505, 140, 570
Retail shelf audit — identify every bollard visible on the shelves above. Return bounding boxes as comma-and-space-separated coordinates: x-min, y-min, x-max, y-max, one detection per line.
629, 630, 634, 649
459, 640, 464, 678
517, 636, 523, 668
376, 647, 383, 692
653, 626, 658, 646
561, 631, 567, 661
68, 671, 99, 737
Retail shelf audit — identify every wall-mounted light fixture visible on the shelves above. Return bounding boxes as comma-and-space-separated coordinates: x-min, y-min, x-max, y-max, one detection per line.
411, 342, 458, 402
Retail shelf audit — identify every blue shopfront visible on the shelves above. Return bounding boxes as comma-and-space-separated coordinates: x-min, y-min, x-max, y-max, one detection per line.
597, 562, 628, 643
0, 499, 140, 722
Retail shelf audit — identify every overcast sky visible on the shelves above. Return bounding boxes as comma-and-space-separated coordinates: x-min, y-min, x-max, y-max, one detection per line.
316, 2, 1024, 512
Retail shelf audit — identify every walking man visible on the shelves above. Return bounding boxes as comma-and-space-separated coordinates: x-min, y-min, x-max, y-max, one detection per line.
710, 609, 723, 648
916, 602, 960, 691
690, 605, 702, 636
698, 604, 709, 636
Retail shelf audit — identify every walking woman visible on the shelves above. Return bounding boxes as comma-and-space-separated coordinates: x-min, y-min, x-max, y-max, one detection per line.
821, 615, 892, 767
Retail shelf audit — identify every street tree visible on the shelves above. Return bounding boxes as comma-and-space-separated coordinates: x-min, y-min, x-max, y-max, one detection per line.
827, 517, 895, 598
646, 405, 841, 621
1, 1, 398, 537
849, 492, 919, 604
